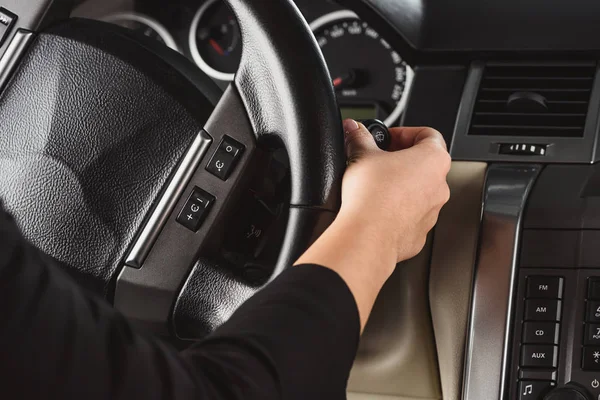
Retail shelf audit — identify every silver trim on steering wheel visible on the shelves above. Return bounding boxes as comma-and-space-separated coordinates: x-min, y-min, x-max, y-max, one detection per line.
0, 30, 34, 92
124, 131, 212, 268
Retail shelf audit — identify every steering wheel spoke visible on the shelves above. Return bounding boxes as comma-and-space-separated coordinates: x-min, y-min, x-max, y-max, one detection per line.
115, 86, 258, 335
0, 0, 345, 340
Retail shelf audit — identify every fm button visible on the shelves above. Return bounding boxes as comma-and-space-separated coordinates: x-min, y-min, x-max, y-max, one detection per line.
206, 136, 245, 181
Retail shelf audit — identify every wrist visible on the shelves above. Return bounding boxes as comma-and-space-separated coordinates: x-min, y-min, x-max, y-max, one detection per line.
332, 208, 399, 271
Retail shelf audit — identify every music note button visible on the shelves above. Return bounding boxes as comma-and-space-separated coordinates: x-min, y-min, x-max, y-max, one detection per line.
518, 380, 554, 400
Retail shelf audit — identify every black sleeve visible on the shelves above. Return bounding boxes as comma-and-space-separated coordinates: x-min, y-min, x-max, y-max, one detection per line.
0, 206, 360, 400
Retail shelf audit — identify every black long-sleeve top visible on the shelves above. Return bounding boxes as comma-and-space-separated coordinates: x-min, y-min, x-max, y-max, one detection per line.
0, 206, 360, 399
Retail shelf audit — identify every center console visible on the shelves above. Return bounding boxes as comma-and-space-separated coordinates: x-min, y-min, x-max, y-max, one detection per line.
507, 165, 600, 400
453, 61, 600, 400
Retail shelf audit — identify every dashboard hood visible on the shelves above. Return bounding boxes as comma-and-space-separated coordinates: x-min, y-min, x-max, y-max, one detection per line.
344, 0, 600, 62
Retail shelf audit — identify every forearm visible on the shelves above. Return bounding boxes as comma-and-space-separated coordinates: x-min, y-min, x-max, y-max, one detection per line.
0, 205, 360, 400
294, 211, 397, 330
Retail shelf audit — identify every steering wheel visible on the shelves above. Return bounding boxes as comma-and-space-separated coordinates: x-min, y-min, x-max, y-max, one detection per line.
0, 0, 345, 338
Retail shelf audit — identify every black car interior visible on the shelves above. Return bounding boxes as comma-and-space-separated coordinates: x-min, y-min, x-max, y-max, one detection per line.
3, 0, 600, 399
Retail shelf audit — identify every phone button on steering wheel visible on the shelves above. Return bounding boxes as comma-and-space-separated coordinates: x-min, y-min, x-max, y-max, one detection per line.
206, 136, 245, 180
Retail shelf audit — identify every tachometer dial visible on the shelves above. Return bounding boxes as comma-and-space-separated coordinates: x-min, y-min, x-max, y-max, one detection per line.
310, 11, 413, 126
103, 13, 179, 52
189, 0, 242, 82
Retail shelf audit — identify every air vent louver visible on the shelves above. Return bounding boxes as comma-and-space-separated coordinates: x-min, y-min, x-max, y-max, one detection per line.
469, 63, 596, 137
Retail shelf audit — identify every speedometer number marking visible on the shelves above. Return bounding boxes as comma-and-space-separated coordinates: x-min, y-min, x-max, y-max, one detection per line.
365, 28, 379, 39
348, 22, 362, 35
396, 67, 405, 81
392, 85, 403, 101
331, 26, 345, 38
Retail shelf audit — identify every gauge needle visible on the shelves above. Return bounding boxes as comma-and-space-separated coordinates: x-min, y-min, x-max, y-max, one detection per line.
332, 70, 356, 89
209, 39, 225, 56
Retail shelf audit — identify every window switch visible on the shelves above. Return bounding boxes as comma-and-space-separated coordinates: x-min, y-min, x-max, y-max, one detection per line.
0, 8, 16, 47
176, 187, 215, 232
206, 136, 245, 181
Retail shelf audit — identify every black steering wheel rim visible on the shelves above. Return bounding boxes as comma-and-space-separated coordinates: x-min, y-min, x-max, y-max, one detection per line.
0, 0, 345, 339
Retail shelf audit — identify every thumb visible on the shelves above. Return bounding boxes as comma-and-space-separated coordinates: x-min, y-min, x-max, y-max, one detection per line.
343, 119, 379, 163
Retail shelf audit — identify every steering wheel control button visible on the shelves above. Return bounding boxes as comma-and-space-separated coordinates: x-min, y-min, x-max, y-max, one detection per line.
176, 187, 215, 232
520, 345, 558, 368
587, 301, 600, 323
525, 299, 562, 321
206, 136, 245, 180
589, 278, 600, 300
0, 8, 17, 47
523, 322, 560, 345
518, 380, 554, 400
527, 276, 564, 299
220, 136, 244, 157
583, 347, 600, 370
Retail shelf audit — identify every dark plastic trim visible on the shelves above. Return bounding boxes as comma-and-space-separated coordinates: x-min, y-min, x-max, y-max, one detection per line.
451, 61, 600, 164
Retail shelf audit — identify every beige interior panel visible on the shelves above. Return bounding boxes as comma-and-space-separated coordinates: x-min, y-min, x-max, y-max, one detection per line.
348, 392, 426, 400
347, 234, 441, 399
347, 161, 486, 400
429, 162, 487, 400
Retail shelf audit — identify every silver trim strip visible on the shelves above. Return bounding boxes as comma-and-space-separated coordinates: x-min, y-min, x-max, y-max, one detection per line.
0, 30, 34, 91
125, 131, 213, 268
462, 164, 541, 400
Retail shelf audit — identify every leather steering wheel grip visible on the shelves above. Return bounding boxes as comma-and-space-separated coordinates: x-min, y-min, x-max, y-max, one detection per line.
228, 0, 346, 211
0, 0, 345, 337
171, 0, 347, 338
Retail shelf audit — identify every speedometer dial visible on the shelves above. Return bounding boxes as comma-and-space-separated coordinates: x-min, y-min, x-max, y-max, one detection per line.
189, 0, 242, 82
310, 11, 413, 126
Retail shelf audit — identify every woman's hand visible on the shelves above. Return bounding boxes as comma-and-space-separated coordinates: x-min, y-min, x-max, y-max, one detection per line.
295, 119, 451, 329
340, 119, 451, 263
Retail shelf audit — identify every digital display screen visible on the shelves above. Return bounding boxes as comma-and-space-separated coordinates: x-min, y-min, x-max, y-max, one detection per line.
340, 106, 377, 121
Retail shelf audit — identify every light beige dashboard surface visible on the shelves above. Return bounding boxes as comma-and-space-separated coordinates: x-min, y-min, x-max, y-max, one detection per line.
347, 162, 486, 400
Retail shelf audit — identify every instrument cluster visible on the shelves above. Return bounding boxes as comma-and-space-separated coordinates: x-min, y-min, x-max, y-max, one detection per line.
95, 0, 413, 125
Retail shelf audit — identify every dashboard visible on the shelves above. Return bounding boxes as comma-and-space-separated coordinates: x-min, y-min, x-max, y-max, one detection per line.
10, 1, 600, 400
72, 0, 413, 126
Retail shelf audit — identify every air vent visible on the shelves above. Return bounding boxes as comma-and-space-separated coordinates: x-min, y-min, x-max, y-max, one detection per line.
469, 63, 596, 137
